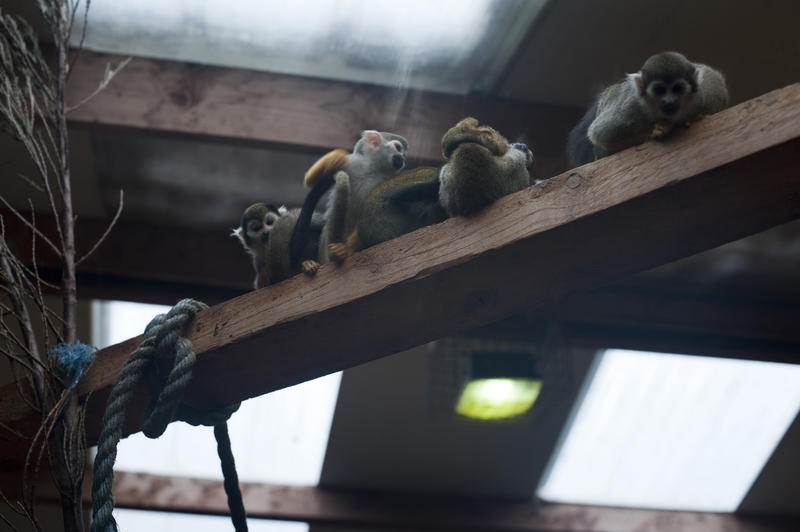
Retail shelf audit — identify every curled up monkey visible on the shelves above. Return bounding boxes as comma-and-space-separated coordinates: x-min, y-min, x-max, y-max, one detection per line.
567, 51, 729, 166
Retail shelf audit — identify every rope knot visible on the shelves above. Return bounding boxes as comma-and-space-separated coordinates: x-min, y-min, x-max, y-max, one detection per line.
91, 298, 248, 532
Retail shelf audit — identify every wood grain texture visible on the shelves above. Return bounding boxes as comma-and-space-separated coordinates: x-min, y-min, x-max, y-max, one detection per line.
92, 472, 800, 532
64, 50, 579, 178
2, 84, 800, 474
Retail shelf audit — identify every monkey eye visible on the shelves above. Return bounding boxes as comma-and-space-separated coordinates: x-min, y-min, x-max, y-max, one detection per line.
391, 141, 404, 153
653, 84, 666, 96
672, 83, 684, 94
247, 221, 262, 232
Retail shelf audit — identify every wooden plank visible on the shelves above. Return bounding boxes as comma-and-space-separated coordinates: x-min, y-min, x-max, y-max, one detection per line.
89, 472, 800, 532
2, 84, 800, 468
9, 209, 800, 360
10, 209, 800, 359
65, 50, 579, 178
477, 281, 800, 363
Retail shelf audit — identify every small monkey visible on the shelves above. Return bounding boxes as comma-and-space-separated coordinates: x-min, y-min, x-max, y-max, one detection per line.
289, 130, 407, 268
357, 118, 534, 249
234, 203, 323, 288
567, 51, 729, 166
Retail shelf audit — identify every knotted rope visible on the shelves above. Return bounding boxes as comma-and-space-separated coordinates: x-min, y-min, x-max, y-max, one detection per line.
91, 299, 247, 532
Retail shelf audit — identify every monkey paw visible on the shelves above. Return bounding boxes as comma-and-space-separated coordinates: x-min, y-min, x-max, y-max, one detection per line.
329, 243, 351, 264
301, 260, 320, 276
650, 122, 671, 139
442, 117, 508, 158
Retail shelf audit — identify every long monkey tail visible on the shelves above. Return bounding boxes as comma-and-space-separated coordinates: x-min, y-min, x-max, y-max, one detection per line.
290, 149, 349, 268
304, 149, 349, 187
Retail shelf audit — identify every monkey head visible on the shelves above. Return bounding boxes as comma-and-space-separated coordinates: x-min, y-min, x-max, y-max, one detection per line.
438, 117, 534, 217
631, 51, 699, 122
354, 130, 408, 174
233, 202, 286, 251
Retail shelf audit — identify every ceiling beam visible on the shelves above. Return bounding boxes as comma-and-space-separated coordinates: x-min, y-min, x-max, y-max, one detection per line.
65, 50, 580, 178
74, 472, 800, 532
2, 84, 800, 474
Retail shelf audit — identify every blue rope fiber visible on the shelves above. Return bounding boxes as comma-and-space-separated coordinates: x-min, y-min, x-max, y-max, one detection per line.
50, 342, 96, 388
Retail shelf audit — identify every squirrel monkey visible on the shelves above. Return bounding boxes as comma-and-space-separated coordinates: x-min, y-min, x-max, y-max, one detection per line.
357, 118, 534, 250
567, 51, 729, 166
289, 130, 408, 269
234, 203, 323, 289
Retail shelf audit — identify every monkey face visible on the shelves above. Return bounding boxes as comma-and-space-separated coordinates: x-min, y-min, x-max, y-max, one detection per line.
389, 139, 406, 171
511, 143, 535, 169
237, 203, 285, 249
357, 131, 407, 174
645, 78, 695, 121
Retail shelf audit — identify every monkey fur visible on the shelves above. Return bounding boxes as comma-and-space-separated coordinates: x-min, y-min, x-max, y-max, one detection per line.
234, 202, 323, 289
357, 117, 534, 250
289, 130, 408, 269
567, 51, 729, 166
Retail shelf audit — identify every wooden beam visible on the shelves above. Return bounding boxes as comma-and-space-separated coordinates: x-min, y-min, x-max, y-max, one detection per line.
84, 472, 800, 532
2, 85, 800, 471
9, 210, 800, 360
475, 281, 800, 363
65, 50, 579, 178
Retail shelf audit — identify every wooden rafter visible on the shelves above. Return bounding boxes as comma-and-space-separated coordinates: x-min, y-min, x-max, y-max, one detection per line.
7, 211, 800, 364
64, 50, 580, 177
36, 472, 800, 532
2, 83, 800, 476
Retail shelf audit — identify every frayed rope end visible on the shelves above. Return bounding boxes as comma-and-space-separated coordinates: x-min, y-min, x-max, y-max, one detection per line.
50, 342, 96, 388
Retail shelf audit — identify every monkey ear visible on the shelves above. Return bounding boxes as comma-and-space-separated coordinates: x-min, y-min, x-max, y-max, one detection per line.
629, 72, 646, 95
361, 130, 383, 150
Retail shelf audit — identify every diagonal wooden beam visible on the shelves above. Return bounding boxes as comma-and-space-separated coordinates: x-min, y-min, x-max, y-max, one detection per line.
2, 84, 800, 473
64, 50, 579, 177
60, 472, 797, 532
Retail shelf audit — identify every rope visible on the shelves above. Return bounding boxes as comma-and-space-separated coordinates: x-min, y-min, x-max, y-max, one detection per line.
214, 423, 248, 531
90, 299, 248, 532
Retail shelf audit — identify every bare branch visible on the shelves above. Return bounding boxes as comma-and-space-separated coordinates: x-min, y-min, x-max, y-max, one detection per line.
66, 0, 91, 82
0, 343, 37, 375
0, 199, 61, 256
66, 57, 130, 113
0, 421, 26, 439
76, 190, 123, 265
0, 256, 42, 366
14, 173, 45, 193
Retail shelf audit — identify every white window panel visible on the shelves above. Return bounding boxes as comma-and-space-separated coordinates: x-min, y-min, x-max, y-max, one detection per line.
537, 349, 800, 512
73, 0, 545, 94
93, 300, 341, 486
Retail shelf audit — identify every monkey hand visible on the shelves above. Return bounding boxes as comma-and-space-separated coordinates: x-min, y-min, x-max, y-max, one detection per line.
442, 117, 509, 159
650, 121, 672, 139
328, 242, 351, 264
301, 260, 320, 276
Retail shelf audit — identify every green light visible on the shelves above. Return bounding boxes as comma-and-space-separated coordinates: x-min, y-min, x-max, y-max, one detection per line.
455, 378, 542, 420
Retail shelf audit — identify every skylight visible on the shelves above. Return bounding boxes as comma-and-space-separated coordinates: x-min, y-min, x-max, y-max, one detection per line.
537, 349, 800, 512
93, 300, 341, 486
74, 0, 546, 94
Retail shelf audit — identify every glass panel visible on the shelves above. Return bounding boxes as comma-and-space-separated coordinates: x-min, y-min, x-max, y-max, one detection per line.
537, 349, 800, 512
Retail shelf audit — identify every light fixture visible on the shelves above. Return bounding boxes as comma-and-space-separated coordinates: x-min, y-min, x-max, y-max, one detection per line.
455, 351, 542, 421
